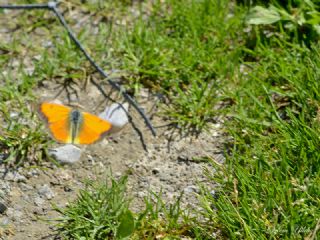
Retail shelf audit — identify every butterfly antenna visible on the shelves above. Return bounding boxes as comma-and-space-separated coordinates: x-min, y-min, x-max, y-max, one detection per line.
0, 1, 156, 137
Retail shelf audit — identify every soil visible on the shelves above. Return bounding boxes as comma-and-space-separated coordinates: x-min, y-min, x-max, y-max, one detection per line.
0, 3, 226, 239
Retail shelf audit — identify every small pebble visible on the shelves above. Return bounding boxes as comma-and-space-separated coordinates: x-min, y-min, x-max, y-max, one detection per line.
37, 184, 55, 200
19, 183, 34, 191
0, 202, 7, 214
1, 217, 9, 225
0, 182, 11, 195
4, 172, 27, 183
33, 207, 46, 216
34, 197, 45, 207
114, 172, 122, 178
137, 191, 146, 198
64, 186, 72, 192
183, 185, 199, 194
6, 208, 23, 222
151, 168, 160, 175
54, 170, 72, 181
26, 169, 39, 178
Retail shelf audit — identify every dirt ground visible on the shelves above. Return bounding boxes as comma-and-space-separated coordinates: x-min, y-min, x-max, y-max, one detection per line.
0, 4, 226, 239
0, 79, 225, 239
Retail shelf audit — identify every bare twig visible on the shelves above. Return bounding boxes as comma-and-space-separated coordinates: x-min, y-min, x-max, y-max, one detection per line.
0, 1, 156, 136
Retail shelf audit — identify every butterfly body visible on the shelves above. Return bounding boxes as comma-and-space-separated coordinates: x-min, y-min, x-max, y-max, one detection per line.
39, 102, 112, 145
69, 109, 83, 142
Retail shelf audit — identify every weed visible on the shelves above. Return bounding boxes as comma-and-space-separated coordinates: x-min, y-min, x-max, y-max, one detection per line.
55, 176, 134, 239
55, 176, 199, 239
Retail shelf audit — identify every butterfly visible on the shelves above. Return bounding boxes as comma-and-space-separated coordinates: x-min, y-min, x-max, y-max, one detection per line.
38, 102, 112, 145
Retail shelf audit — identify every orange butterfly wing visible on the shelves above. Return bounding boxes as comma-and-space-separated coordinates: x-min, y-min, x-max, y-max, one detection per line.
74, 112, 112, 144
39, 102, 112, 145
39, 102, 72, 143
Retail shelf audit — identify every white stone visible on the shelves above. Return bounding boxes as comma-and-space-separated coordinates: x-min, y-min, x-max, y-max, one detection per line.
48, 144, 82, 164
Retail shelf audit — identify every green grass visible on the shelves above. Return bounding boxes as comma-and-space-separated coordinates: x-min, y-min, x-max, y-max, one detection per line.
109, 0, 244, 132
54, 176, 134, 239
206, 40, 320, 239
55, 175, 205, 240
0, 67, 49, 166
0, 0, 320, 239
